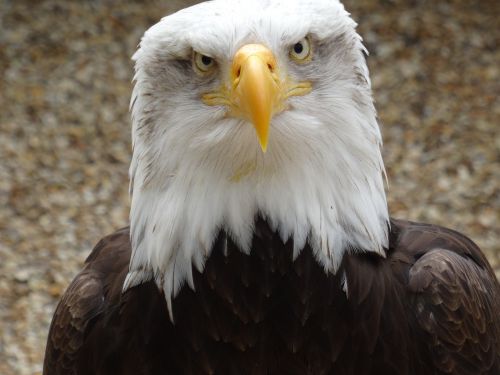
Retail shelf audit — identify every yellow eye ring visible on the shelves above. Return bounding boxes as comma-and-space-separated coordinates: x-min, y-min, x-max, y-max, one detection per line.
193, 52, 216, 73
289, 37, 312, 63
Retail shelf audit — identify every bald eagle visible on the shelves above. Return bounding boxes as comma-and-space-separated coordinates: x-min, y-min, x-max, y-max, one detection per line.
43, 0, 500, 374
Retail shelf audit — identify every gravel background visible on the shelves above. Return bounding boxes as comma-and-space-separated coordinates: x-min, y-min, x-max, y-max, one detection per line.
1, 0, 498, 374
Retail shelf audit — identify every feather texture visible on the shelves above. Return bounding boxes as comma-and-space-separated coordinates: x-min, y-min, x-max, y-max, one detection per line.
127, 0, 389, 306
44, 219, 500, 374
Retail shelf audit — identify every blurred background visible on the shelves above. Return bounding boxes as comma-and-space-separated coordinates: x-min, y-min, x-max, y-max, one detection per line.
0, 0, 498, 373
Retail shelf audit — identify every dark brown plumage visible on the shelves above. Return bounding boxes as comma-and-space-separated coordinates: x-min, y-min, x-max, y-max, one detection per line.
43, 218, 500, 375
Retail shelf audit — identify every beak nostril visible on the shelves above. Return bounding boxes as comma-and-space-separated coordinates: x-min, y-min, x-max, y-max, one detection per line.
236, 66, 241, 78
267, 63, 274, 73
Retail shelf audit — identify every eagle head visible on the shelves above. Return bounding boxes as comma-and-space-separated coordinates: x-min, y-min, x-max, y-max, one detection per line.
125, 0, 389, 308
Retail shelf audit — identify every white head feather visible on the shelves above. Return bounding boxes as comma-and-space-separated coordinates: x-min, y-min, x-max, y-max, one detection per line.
124, 0, 389, 315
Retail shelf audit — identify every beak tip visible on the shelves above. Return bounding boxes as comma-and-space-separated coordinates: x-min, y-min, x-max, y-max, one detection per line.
258, 134, 269, 153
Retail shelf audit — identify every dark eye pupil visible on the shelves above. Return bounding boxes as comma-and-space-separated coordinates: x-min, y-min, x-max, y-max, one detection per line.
201, 55, 212, 65
293, 43, 304, 54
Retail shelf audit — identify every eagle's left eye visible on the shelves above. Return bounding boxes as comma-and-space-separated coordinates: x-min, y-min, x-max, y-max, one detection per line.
193, 52, 216, 74
289, 37, 312, 62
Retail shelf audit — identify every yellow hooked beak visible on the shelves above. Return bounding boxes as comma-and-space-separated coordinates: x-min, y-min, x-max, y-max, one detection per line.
202, 44, 312, 152
230, 44, 280, 152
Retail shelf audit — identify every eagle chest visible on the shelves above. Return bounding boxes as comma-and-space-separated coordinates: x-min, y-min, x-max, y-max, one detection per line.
110, 223, 416, 375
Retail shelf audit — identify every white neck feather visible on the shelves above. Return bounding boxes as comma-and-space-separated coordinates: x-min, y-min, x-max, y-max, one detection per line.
124, 108, 389, 316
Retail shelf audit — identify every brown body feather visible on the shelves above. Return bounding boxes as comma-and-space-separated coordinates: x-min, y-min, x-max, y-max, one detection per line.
43, 219, 500, 375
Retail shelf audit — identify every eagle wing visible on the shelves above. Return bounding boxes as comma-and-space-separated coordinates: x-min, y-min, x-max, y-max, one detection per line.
399, 221, 500, 375
43, 269, 104, 374
43, 228, 131, 375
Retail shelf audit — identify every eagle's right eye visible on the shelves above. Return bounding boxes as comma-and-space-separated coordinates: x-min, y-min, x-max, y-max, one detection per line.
193, 52, 216, 74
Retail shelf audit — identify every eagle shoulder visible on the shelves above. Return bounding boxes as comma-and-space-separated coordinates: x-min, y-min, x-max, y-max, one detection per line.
392, 220, 500, 375
43, 228, 131, 375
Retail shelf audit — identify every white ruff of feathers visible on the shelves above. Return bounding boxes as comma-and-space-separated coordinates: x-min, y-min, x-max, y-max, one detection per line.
123, 0, 389, 316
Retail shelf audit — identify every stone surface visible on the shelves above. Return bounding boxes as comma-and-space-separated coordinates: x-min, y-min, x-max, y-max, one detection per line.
0, 0, 498, 374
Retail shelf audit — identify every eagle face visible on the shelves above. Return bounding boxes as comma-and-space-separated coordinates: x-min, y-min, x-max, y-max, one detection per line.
126, 0, 389, 305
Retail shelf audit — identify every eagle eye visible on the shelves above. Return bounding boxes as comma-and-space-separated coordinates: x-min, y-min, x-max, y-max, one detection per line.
289, 37, 312, 63
193, 52, 216, 74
